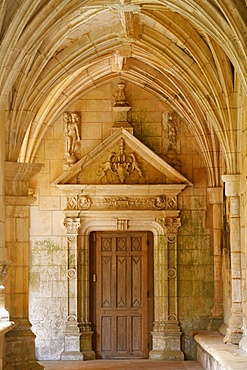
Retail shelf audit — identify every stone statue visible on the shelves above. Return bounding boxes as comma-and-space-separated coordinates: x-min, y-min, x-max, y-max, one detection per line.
64, 112, 80, 164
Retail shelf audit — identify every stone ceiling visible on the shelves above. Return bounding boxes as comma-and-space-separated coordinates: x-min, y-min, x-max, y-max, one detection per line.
1, 0, 247, 183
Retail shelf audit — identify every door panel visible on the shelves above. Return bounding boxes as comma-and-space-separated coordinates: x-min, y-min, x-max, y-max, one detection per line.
90, 231, 153, 359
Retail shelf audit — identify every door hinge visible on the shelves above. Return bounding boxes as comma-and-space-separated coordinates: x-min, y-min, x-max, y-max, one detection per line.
92, 274, 97, 282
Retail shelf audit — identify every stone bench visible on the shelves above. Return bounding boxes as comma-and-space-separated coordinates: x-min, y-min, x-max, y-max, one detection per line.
193, 331, 247, 370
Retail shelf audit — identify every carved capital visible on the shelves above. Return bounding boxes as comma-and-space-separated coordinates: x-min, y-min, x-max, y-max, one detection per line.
157, 217, 181, 234
164, 217, 181, 234
64, 217, 81, 235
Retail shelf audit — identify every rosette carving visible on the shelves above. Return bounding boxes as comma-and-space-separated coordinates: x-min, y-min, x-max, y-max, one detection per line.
67, 268, 76, 279
168, 268, 177, 279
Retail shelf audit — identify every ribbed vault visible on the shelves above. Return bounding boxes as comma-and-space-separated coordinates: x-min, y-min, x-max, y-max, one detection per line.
1, 0, 247, 185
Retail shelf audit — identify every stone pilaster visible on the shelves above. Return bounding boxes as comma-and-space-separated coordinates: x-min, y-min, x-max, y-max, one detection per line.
61, 217, 83, 360
78, 222, 95, 360
149, 216, 184, 361
222, 174, 243, 344
4, 162, 44, 370
207, 187, 223, 330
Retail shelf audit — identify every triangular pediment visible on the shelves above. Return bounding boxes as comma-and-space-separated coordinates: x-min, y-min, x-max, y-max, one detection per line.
53, 128, 192, 188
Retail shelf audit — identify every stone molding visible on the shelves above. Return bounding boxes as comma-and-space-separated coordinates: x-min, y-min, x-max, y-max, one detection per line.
4, 162, 43, 182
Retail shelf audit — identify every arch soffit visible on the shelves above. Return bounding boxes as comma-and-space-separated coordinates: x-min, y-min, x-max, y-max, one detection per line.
1, 0, 245, 176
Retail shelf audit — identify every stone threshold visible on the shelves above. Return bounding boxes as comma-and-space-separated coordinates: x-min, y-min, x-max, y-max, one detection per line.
193, 331, 247, 370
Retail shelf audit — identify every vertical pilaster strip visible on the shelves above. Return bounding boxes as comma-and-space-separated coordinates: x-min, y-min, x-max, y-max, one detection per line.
61, 217, 83, 360
165, 217, 181, 322
222, 174, 243, 344
4, 162, 44, 369
149, 216, 184, 361
152, 233, 168, 333
207, 187, 223, 330
78, 225, 95, 360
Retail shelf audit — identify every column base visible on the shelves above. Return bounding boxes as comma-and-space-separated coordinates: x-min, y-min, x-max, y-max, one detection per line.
81, 351, 95, 360
4, 319, 44, 370
224, 327, 243, 345
149, 321, 184, 361
4, 361, 44, 370
149, 349, 184, 361
61, 319, 83, 361
80, 330, 95, 360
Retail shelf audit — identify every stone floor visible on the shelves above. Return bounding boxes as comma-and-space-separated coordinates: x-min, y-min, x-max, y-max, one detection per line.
40, 360, 204, 370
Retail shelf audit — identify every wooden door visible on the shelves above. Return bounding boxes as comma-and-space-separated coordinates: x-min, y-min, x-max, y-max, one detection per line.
90, 231, 153, 359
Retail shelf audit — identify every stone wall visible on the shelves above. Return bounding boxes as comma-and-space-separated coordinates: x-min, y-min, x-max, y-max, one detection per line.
29, 81, 215, 360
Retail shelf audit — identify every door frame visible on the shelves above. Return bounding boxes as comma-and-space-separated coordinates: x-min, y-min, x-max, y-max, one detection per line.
89, 230, 154, 359
75, 209, 183, 360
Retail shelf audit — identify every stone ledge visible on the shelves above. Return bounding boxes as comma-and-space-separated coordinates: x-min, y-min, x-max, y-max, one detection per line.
193, 331, 247, 370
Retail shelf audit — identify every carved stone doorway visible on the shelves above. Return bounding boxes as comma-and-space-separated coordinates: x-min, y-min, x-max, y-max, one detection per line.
54, 127, 191, 361
89, 231, 154, 359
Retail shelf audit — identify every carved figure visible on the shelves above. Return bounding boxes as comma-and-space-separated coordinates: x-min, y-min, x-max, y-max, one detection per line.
168, 113, 176, 146
129, 153, 144, 178
64, 112, 80, 160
